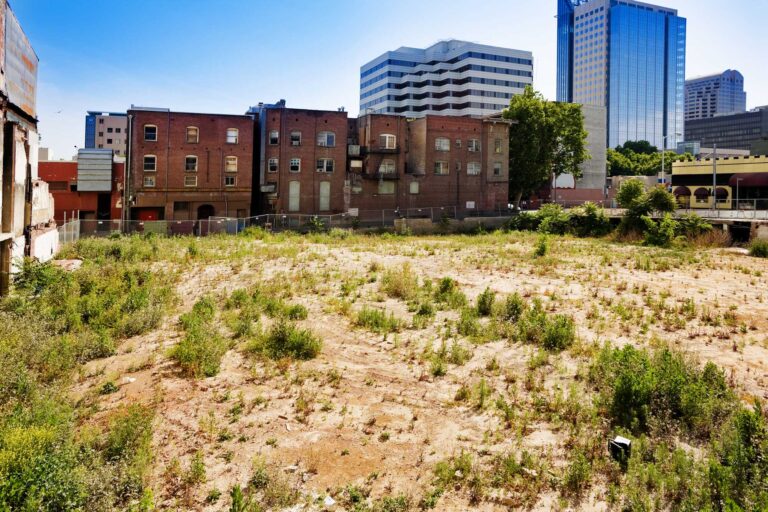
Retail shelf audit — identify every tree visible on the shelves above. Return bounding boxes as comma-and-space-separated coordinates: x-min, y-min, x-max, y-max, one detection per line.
616, 179, 646, 208
607, 142, 694, 176
503, 86, 589, 206
618, 140, 658, 155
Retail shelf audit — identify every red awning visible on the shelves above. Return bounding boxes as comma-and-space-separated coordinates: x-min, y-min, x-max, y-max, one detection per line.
693, 187, 710, 198
729, 173, 768, 188
716, 187, 729, 199
673, 186, 691, 196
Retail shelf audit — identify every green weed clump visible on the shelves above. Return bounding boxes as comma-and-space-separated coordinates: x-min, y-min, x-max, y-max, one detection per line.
512, 299, 576, 351
380, 263, 419, 301
355, 307, 402, 334
533, 235, 549, 257
248, 321, 322, 361
172, 296, 229, 378
475, 288, 495, 317
433, 277, 467, 309
750, 239, 768, 258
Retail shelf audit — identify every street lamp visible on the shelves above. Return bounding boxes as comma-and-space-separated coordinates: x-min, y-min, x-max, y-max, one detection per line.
661, 133, 682, 189
736, 178, 743, 211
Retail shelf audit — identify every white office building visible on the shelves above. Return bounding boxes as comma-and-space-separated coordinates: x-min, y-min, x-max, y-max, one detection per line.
360, 40, 533, 117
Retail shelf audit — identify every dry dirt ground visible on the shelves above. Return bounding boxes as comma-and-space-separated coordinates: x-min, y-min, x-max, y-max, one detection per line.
69, 233, 768, 511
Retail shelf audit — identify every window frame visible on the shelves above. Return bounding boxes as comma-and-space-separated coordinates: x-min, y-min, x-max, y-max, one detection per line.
143, 176, 156, 188
377, 181, 395, 195
493, 162, 503, 177
268, 157, 279, 173
226, 128, 239, 144
290, 131, 302, 146
435, 137, 450, 152
144, 124, 157, 142
269, 130, 279, 145
316, 158, 334, 173
378, 159, 396, 174
434, 161, 449, 175
468, 139, 481, 152
143, 155, 157, 172
185, 155, 198, 173
224, 175, 236, 187
494, 138, 502, 154
225, 156, 238, 173
409, 181, 419, 195
379, 134, 396, 149
184, 175, 198, 187
316, 131, 336, 147
186, 126, 200, 144
289, 158, 301, 173
467, 162, 482, 175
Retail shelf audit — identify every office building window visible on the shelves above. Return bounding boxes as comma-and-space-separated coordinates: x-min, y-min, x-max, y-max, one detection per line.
316, 158, 334, 173
268, 158, 279, 172
290, 131, 301, 146
226, 128, 239, 144
435, 137, 450, 151
143, 176, 156, 188
494, 138, 502, 153
289, 158, 301, 172
467, 162, 481, 175
107, 127, 113, 133
144, 125, 157, 141
225, 156, 238, 172
143, 155, 156, 172
224, 175, 236, 187
378, 181, 395, 194
379, 134, 396, 149
269, 130, 279, 145
186, 126, 199, 143
115, 128, 121, 134
184, 176, 197, 187
434, 161, 448, 175
185, 156, 198, 172
107, 138, 113, 144
317, 131, 335, 147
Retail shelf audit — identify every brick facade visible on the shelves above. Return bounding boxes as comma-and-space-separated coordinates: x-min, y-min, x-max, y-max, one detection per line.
39, 160, 123, 222
127, 109, 254, 220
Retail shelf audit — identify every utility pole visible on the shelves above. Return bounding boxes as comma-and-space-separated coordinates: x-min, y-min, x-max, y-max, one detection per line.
712, 144, 717, 212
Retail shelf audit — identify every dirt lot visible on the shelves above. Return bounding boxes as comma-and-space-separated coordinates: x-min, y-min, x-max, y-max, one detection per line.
70, 232, 768, 511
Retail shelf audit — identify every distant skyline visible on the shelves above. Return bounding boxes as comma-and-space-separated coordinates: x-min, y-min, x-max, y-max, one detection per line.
10, 0, 768, 159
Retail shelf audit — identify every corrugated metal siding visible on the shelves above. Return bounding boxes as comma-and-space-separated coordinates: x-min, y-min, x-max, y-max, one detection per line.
77, 149, 112, 192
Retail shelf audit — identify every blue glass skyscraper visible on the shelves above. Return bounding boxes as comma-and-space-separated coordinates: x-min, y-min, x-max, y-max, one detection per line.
556, 0, 686, 150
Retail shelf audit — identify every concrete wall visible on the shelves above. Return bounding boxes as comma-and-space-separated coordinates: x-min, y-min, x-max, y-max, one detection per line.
578, 104, 608, 190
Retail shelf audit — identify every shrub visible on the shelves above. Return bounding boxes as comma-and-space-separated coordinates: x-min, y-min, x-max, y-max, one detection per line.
172, 297, 229, 378
676, 213, 713, 239
643, 214, 681, 248
381, 263, 419, 301
506, 211, 540, 231
434, 277, 467, 309
249, 321, 322, 360
616, 179, 646, 208
534, 235, 549, 258
502, 293, 526, 323
570, 202, 612, 237
355, 307, 401, 334
749, 239, 768, 258
475, 288, 495, 317
537, 204, 571, 235
542, 314, 576, 351
457, 308, 480, 337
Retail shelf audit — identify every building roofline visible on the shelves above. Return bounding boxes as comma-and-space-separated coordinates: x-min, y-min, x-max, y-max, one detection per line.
127, 108, 252, 119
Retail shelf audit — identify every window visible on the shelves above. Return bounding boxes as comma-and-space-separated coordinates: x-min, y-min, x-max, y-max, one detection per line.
143, 176, 156, 187
319, 181, 331, 211
468, 162, 481, 175
468, 139, 481, 152
434, 161, 448, 175
225, 156, 238, 172
226, 128, 239, 144
379, 134, 396, 149
290, 131, 301, 146
435, 137, 450, 151
98, 131, 103, 137
317, 131, 335, 147
268, 158, 279, 172
98, 118, 104, 125
143, 155, 157, 172
289, 158, 301, 172
224, 175, 236, 187
269, 130, 279, 145
186, 126, 199, 143
184, 176, 197, 187
455, 139, 462, 149
493, 162, 503, 176
107, 139, 113, 144
185, 156, 198, 172
316, 158, 334, 173
409, 182, 419, 195
494, 138, 502, 154
378, 181, 395, 195
98, 144, 103, 148
379, 159, 396, 174
107, 127, 113, 133
144, 125, 157, 141
288, 181, 300, 212
174, 202, 189, 211
116, 128, 121, 134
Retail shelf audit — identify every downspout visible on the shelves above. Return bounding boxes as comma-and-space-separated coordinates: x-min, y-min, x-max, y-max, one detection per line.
124, 114, 132, 227
23, 131, 31, 257
165, 111, 170, 219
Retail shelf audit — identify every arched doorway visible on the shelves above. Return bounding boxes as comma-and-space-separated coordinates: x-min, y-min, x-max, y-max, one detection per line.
197, 204, 215, 220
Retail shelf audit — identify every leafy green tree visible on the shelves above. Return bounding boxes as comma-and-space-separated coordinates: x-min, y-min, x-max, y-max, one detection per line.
607, 143, 693, 176
616, 179, 646, 208
503, 86, 589, 205
618, 140, 658, 155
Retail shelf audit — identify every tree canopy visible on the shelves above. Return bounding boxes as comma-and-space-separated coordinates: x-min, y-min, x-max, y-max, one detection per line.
608, 140, 694, 176
503, 86, 589, 205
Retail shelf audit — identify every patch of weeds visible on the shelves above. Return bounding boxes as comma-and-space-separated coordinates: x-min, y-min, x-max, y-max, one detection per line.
476, 287, 495, 317
247, 321, 322, 361
433, 277, 467, 309
355, 307, 402, 334
749, 239, 768, 258
381, 263, 419, 301
171, 296, 230, 378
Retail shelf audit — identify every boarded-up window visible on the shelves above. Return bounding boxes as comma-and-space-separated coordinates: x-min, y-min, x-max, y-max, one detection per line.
288, 181, 300, 212
378, 181, 395, 195
319, 181, 331, 211
225, 156, 238, 172
186, 127, 199, 143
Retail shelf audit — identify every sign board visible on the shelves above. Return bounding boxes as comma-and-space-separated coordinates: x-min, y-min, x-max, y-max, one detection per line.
347, 208, 359, 217
4, 7, 38, 117
465, 201, 475, 209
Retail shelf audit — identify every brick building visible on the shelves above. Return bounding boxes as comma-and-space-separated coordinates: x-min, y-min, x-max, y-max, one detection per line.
250, 103, 348, 214
348, 114, 510, 213
39, 149, 123, 223
126, 108, 254, 221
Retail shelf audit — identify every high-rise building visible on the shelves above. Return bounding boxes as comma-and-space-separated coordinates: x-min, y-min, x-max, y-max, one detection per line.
85, 111, 128, 156
685, 70, 746, 121
557, 0, 686, 150
360, 40, 533, 117
685, 106, 768, 153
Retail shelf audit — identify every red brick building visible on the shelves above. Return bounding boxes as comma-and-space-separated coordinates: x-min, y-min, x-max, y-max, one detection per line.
348, 114, 510, 213
38, 154, 124, 223
126, 108, 254, 221
251, 104, 348, 214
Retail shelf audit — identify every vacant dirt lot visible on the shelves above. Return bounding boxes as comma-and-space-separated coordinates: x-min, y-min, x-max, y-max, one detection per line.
71, 232, 768, 510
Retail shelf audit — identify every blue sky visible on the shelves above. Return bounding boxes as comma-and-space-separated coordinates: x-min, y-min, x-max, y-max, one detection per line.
10, 0, 768, 159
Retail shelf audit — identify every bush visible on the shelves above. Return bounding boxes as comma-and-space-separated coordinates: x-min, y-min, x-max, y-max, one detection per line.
505, 211, 540, 232
570, 202, 612, 237
475, 288, 495, 317
642, 214, 681, 248
542, 314, 576, 351
355, 307, 401, 334
537, 204, 571, 235
676, 213, 713, 239
750, 239, 768, 258
534, 235, 549, 258
172, 297, 229, 378
616, 179, 646, 208
381, 263, 419, 301
250, 321, 322, 360
434, 277, 467, 309
501, 293, 526, 323
457, 308, 480, 337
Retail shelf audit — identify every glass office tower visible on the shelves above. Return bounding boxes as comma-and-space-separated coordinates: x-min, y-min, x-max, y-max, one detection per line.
556, 0, 686, 150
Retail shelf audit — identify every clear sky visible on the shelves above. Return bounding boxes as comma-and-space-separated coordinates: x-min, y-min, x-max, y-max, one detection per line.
10, 0, 768, 159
